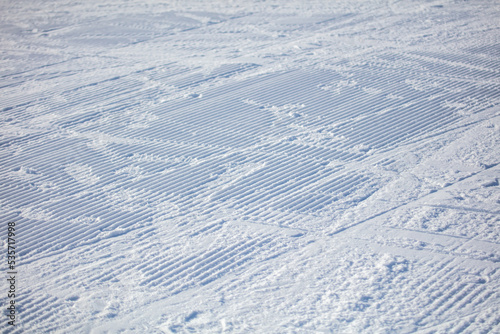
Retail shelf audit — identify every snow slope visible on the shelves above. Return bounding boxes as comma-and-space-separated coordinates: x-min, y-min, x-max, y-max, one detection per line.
1, 0, 499, 332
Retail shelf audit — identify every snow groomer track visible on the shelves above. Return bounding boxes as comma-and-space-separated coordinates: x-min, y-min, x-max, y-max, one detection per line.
1, 0, 499, 332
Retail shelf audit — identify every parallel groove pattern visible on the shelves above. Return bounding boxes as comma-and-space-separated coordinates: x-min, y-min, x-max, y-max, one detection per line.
2, 3, 499, 332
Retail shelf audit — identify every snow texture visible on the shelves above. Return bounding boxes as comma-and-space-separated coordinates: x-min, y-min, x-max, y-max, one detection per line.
1, 0, 499, 333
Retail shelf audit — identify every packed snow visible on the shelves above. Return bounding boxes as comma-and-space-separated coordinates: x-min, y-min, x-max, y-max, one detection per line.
1, 0, 499, 332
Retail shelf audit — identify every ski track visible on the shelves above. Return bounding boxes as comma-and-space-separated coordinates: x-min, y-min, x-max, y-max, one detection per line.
1, 0, 499, 332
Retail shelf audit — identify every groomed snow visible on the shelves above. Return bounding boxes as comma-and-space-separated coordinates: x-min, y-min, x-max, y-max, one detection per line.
1, 0, 499, 332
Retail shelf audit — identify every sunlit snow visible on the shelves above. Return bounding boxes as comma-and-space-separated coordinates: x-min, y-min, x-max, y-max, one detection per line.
1, 0, 499, 333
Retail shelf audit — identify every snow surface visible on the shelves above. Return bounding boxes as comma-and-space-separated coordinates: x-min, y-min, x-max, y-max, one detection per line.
1, 0, 499, 332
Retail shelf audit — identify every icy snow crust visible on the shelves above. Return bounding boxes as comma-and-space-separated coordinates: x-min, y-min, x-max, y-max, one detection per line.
1, 0, 499, 332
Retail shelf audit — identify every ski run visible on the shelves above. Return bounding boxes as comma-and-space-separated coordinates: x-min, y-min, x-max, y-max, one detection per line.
0, 0, 499, 333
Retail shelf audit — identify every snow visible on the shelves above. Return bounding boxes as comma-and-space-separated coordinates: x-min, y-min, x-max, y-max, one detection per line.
1, 0, 499, 332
